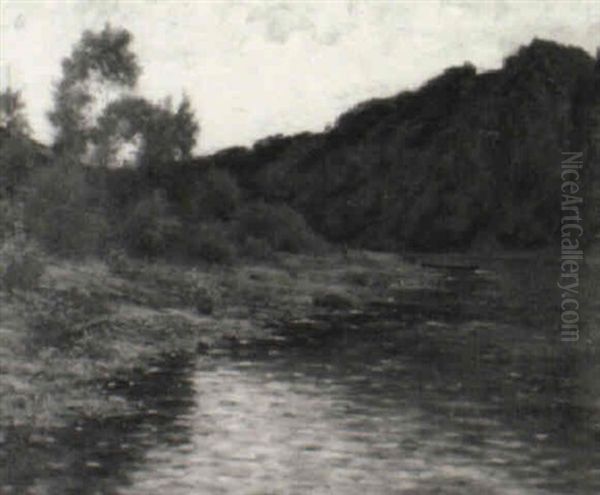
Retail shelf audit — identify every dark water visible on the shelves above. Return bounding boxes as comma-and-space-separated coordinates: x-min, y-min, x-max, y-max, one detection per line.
2, 260, 599, 494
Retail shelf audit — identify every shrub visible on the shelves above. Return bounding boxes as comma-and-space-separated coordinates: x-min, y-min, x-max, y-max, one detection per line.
185, 285, 214, 315
122, 190, 183, 257
24, 161, 109, 257
0, 133, 36, 196
235, 201, 325, 254
0, 199, 19, 243
240, 235, 273, 260
0, 237, 45, 293
187, 167, 241, 221
185, 222, 235, 264
104, 247, 143, 278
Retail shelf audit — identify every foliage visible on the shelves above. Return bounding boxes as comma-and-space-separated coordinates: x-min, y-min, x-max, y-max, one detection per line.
48, 24, 199, 170
184, 167, 241, 221
48, 24, 141, 157
0, 88, 31, 136
92, 95, 198, 168
184, 222, 235, 264
0, 90, 39, 196
121, 190, 182, 257
215, 39, 599, 250
236, 201, 325, 254
0, 199, 16, 241
24, 160, 109, 256
0, 135, 33, 197
8, 35, 600, 260
240, 235, 273, 260
0, 237, 45, 293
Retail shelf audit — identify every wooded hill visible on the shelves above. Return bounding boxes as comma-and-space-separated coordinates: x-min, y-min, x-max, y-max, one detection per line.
184, 39, 599, 251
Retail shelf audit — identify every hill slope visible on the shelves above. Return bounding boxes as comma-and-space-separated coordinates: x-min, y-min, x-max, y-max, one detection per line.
195, 39, 600, 251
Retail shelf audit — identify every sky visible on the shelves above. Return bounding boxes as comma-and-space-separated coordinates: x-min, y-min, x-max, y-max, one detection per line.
1, 0, 599, 153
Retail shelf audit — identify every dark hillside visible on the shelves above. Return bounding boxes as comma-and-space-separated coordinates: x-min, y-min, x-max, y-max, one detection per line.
197, 39, 599, 251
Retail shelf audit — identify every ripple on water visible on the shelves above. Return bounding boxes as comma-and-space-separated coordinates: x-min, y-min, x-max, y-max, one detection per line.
115, 356, 562, 495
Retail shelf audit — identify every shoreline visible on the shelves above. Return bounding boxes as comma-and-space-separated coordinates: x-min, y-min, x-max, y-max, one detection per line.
0, 250, 430, 430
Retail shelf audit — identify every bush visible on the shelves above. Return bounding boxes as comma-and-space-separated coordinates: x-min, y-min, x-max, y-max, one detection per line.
0, 133, 37, 196
0, 199, 19, 243
240, 235, 273, 260
122, 190, 183, 257
185, 223, 235, 264
0, 237, 45, 293
24, 161, 109, 257
187, 167, 241, 221
235, 201, 325, 254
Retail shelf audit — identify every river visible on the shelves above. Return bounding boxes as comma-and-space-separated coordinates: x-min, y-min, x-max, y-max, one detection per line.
2, 259, 599, 494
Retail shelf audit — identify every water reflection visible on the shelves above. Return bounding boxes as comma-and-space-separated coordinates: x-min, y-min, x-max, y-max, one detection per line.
122, 358, 531, 495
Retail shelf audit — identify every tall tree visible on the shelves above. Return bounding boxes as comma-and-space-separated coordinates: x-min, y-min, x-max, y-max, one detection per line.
0, 89, 34, 196
48, 24, 140, 158
172, 94, 199, 162
92, 94, 198, 168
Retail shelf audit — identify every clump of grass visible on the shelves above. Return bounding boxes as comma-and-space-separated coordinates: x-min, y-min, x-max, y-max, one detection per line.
105, 247, 142, 278
0, 237, 46, 293
25, 287, 111, 349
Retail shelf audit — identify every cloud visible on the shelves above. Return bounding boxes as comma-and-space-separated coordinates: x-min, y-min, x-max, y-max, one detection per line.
244, 2, 350, 46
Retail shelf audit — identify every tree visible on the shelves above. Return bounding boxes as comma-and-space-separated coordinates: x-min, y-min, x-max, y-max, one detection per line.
0, 88, 30, 137
49, 25, 199, 167
172, 94, 199, 161
48, 24, 140, 158
92, 94, 198, 168
0, 89, 35, 196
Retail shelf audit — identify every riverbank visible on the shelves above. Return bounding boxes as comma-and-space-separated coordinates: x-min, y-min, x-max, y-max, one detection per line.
0, 250, 440, 430
3, 247, 599, 431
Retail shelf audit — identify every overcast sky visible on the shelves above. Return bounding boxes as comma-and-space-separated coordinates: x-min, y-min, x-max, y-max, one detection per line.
1, 0, 599, 153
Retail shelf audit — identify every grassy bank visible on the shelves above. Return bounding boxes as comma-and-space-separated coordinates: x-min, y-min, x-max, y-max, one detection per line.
0, 249, 435, 430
